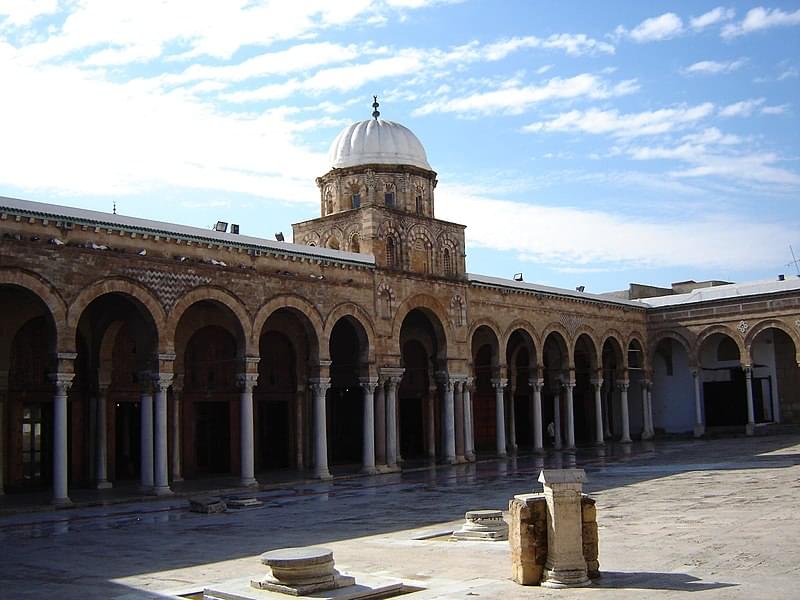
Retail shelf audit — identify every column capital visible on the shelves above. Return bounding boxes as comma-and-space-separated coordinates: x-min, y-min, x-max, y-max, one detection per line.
616, 380, 630, 392
561, 380, 576, 390
743, 366, 753, 377
591, 378, 604, 388
491, 378, 508, 390
49, 372, 74, 392
690, 367, 700, 378
359, 377, 379, 393
152, 373, 174, 392
529, 378, 544, 391
640, 379, 652, 391
237, 372, 259, 391
310, 377, 331, 393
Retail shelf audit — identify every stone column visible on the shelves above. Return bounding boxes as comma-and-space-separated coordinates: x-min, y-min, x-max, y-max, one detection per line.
140, 379, 154, 492
530, 378, 544, 452
171, 376, 183, 482
238, 373, 258, 487
50, 372, 74, 506
374, 381, 386, 467
295, 384, 305, 469
463, 377, 476, 461
508, 381, 518, 452
602, 382, 612, 439
441, 376, 456, 464
744, 367, 756, 436
563, 382, 576, 450
96, 384, 112, 489
492, 378, 507, 457
426, 384, 437, 458
0, 370, 7, 496
591, 379, 604, 446
539, 469, 591, 588
360, 378, 378, 474
153, 374, 173, 495
691, 368, 704, 437
553, 386, 562, 450
454, 379, 465, 461
617, 381, 631, 443
311, 379, 331, 479
385, 376, 400, 468
641, 380, 654, 440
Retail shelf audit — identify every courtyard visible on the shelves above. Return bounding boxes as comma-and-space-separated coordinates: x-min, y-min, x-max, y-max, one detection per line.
0, 434, 798, 599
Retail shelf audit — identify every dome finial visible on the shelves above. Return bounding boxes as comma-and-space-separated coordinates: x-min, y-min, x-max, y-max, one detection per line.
372, 95, 380, 120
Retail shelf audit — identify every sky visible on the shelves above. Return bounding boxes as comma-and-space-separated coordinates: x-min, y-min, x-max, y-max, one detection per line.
1, 0, 799, 294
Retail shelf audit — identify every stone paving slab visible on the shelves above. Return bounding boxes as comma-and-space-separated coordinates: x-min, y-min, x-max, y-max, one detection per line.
1, 435, 799, 600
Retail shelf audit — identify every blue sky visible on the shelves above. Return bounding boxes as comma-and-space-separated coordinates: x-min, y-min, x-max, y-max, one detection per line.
1, 1, 798, 293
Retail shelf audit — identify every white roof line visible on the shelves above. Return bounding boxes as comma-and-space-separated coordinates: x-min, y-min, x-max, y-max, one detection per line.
640, 277, 800, 307
0, 196, 375, 266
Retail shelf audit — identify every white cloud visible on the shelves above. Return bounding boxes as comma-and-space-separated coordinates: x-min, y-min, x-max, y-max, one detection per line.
621, 13, 684, 43
414, 74, 638, 116
436, 185, 792, 270
719, 98, 765, 117
761, 104, 789, 115
0, 0, 58, 27
522, 103, 714, 138
778, 66, 798, 80
721, 6, 800, 38
690, 7, 736, 31
684, 58, 746, 75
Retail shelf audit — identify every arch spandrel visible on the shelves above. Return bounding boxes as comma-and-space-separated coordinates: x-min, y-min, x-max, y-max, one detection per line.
744, 318, 800, 363
251, 294, 324, 354
166, 286, 252, 355
501, 320, 540, 362
323, 301, 376, 364
391, 294, 454, 353
695, 324, 746, 365
0, 268, 68, 352
67, 277, 167, 352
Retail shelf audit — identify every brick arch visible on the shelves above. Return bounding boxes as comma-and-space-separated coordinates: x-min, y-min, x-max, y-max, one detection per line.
323, 302, 376, 363
695, 324, 745, 366
67, 277, 167, 352
166, 286, 252, 354
468, 318, 502, 354
745, 318, 800, 365
649, 329, 695, 369
251, 294, 324, 360
599, 329, 626, 369
392, 293, 452, 360
540, 323, 573, 369
0, 268, 68, 351
502, 320, 540, 366
626, 330, 648, 371
573, 330, 600, 370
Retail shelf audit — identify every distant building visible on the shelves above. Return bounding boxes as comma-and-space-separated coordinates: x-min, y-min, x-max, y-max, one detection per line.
1, 105, 799, 505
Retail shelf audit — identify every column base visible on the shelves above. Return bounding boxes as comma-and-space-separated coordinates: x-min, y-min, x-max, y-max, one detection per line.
456, 455, 467, 464
361, 466, 378, 475
620, 436, 632, 444
745, 423, 755, 436
172, 476, 184, 483
465, 451, 476, 461
441, 456, 457, 465
52, 496, 73, 507
152, 486, 173, 496
693, 424, 705, 438
497, 450, 508, 458
96, 480, 113, 490
315, 470, 332, 480
592, 440, 605, 447
240, 477, 259, 488
378, 464, 401, 473
542, 567, 591, 589
139, 485, 154, 495
641, 430, 654, 441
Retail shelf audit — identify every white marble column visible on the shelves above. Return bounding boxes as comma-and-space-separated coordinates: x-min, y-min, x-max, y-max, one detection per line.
691, 368, 704, 437
641, 380, 654, 440
360, 378, 378, 474
463, 377, 476, 461
618, 381, 631, 443
426, 385, 437, 458
295, 384, 305, 469
96, 385, 112, 489
492, 378, 507, 457
238, 373, 258, 487
602, 382, 612, 439
563, 382, 576, 449
140, 381, 154, 492
592, 379, 604, 445
50, 372, 74, 506
374, 381, 386, 467
508, 381, 518, 452
441, 377, 456, 464
385, 376, 400, 468
311, 379, 331, 479
171, 380, 183, 482
454, 379, 465, 461
530, 378, 544, 452
0, 370, 7, 496
553, 387, 562, 450
153, 374, 173, 495
744, 367, 756, 436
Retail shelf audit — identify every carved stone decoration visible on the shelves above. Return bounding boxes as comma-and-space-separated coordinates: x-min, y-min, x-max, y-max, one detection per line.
794, 319, 800, 330
376, 282, 396, 320
559, 314, 583, 338
450, 294, 466, 327
365, 169, 375, 190
737, 320, 749, 335
123, 268, 211, 310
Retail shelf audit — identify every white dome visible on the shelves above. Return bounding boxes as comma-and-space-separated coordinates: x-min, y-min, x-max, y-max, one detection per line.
328, 119, 432, 171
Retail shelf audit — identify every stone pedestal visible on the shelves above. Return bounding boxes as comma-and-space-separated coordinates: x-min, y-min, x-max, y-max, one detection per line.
539, 469, 591, 588
452, 509, 508, 541
509, 493, 548, 584
252, 546, 354, 595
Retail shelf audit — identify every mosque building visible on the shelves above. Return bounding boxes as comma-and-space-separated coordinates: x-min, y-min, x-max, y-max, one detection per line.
1, 101, 799, 505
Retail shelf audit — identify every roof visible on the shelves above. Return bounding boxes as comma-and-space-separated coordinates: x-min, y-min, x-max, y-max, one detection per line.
0, 196, 375, 267
328, 119, 432, 171
467, 273, 646, 309
641, 277, 800, 307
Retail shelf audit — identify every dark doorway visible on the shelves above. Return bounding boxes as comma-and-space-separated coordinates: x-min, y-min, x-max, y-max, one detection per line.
400, 339, 429, 459
258, 401, 290, 469
704, 369, 747, 426
114, 401, 140, 480
194, 402, 231, 473
329, 318, 365, 465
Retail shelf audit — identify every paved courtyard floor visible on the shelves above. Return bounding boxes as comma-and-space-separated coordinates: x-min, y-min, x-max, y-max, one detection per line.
1, 435, 799, 599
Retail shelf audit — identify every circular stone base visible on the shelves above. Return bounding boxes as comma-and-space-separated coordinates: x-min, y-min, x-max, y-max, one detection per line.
260, 546, 335, 585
